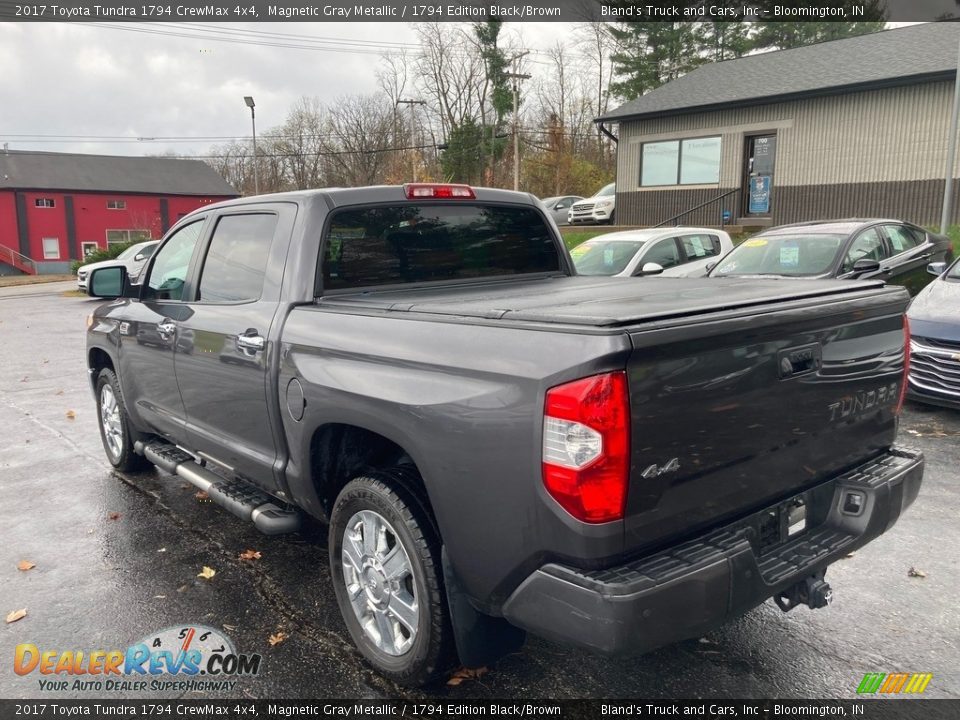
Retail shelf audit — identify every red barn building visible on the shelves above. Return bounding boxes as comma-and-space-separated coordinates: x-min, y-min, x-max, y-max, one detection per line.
0, 150, 238, 275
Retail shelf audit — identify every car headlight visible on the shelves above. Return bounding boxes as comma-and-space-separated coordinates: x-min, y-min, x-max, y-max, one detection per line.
595, 200, 613, 209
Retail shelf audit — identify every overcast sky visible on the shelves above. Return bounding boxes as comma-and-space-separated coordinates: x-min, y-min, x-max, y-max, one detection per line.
0, 22, 570, 157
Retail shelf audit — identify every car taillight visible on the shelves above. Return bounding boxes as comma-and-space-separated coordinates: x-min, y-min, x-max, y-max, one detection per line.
896, 316, 910, 415
404, 183, 475, 199
542, 371, 630, 523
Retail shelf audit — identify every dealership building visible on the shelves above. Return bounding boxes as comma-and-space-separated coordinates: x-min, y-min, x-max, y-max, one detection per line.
0, 150, 238, 275
597, 22, 960, 229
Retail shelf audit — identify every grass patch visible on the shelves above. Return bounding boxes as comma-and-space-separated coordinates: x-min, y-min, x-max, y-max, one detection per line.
561, 229, 613, 250
0, 274, 75, 288
61, 290, 88, 298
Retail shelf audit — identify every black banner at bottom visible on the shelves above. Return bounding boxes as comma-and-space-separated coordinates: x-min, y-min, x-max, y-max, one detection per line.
2, 699, 958, 720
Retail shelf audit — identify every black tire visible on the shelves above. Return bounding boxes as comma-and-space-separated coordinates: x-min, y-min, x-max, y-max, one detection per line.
329, 470, 455, 686
95, 368, 151, 472
608, 210, 616, 225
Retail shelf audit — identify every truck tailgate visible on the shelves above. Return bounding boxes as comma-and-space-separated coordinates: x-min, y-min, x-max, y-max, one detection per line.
623, 285, 909, 553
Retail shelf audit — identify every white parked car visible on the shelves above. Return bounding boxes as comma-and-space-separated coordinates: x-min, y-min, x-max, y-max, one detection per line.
570, 227, 735, 278
77, 240, 159, 291
568, 182, 616, 225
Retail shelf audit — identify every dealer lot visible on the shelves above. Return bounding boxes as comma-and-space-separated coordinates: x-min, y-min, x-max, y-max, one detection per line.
1, 285, 958, 700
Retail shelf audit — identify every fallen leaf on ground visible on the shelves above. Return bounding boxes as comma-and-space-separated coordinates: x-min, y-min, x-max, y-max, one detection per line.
268, 631, 288, 646
239, 549, 262, 561
55, 390, 64, 396
908, 567, 927, 578
446, 666, 488, 686
65, 410, 76, 420
844, 552, 856, 559
223, 624, 237, 632
5, 609, 27, 624
17, 560, 36, 572
177, 584, 189, 593
194, 491, 209, 501
197, 566, 217, 580
107, 512, 121, 521
20, 377, 28, 383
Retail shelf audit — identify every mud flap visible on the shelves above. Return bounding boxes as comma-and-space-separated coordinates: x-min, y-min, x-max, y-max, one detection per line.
441, 547, 526, 668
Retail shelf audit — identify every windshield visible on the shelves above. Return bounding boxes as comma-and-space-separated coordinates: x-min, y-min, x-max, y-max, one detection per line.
570, 240, 644, 276
593, 183, 615, 198
712, 234, 846, 277
116, 244, 141, 260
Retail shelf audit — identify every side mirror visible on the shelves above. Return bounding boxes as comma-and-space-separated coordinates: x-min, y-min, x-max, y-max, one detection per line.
88, 265, 133, 299
134, 252, 145, 261
851, 258, 881, 275
637, 262, 664, 276
927, 261, 947, 277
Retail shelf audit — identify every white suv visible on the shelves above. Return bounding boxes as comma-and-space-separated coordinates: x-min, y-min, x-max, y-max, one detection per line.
568, 182, 616, 225
77, 240, 159, 291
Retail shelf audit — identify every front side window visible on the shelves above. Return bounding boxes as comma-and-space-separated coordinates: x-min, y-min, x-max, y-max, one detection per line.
323, 204, 561, 291
143, 221, 204, 301
197, 214, 276, 303
644, 238, 681, 269
42, 237, 60, 259
843, 228, 888, 273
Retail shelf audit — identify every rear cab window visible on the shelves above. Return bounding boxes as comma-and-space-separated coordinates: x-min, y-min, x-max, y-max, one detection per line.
321, 204, 562, 291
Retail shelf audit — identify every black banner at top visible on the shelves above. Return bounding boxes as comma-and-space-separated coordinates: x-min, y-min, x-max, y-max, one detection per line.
0, 0, 958, 23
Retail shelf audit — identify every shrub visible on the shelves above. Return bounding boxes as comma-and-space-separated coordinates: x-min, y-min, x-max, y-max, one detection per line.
71, 242, 137, 275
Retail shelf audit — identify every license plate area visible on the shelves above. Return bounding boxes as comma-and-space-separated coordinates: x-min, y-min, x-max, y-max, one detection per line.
752, 494, 810, 555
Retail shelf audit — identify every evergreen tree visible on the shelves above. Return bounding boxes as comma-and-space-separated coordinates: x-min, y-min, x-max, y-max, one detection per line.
609, 22, 705, 101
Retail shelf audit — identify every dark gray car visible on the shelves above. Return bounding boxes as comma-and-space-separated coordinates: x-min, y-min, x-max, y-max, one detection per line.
540, 195, 582, 226
709, 219, 952, 296
907, 257, 960, 409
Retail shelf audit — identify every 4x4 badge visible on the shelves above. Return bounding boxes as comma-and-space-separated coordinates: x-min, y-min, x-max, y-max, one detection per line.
641, 458, 680, 479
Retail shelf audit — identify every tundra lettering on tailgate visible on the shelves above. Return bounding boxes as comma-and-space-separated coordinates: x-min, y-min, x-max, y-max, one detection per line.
828, 383, 898, 422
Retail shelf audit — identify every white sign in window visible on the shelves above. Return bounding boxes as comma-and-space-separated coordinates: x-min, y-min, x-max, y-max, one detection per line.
680, 137, 722, 185
641, 141, 681, 187
81, 242, 98, 257
42, 237, 60, 259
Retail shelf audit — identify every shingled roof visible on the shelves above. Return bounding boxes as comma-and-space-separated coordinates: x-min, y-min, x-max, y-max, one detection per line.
598, 22, 960, 123
0, 150, 238, 196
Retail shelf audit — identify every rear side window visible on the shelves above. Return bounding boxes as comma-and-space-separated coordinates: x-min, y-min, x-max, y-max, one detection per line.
322, 204, 561, 290
885, 224, 920, 254
197, 214, 276, 303
679, 234, 721, 261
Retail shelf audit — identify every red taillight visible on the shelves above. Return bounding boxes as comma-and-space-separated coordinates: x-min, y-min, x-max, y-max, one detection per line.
896, 315, 910, 415
403, 183, 475, 199
542, 371, 630, 524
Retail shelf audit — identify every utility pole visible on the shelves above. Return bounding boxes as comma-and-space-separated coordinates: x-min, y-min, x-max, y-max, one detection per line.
941, 33, 960, 234
505, 52, 530, 192
397, 99, 426, 182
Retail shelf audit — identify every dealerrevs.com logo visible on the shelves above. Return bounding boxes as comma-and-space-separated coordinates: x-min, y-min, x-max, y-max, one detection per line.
14, 625, 262, 693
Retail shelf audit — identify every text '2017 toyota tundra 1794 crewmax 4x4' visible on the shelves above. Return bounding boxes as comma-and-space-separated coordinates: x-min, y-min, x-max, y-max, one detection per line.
85, 184, 923, 686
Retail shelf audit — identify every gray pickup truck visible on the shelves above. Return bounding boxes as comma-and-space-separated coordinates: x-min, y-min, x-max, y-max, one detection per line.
85, 184, 923, 686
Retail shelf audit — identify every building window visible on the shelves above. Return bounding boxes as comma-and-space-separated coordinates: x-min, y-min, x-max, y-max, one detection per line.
640, 136, 721, 187
81, 242, 99, 257
35, 198, 55, 208
106, 229, 152, 247
106, 200, 126, 210
42, 238, 60, 259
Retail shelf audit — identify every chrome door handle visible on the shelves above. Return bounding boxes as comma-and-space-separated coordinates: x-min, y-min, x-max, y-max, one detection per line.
157, 319, 176, 337
236, 331, 265, 351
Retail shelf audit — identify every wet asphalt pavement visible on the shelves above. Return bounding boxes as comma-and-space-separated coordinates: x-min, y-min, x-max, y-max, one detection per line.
1, 283, 958, 701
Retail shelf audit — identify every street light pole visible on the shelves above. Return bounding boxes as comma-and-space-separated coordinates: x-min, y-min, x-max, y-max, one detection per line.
941, 35, 960, 234
506, 52, 530, 192
397, 99, 426, 181
244, 96, 259, 195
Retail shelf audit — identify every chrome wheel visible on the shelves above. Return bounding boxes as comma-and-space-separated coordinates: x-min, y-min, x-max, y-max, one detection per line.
99, 383, 123, 460
341, 509, 419, 656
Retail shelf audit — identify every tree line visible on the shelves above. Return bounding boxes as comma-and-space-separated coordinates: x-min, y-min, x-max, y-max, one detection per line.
203, 16, 884, 200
